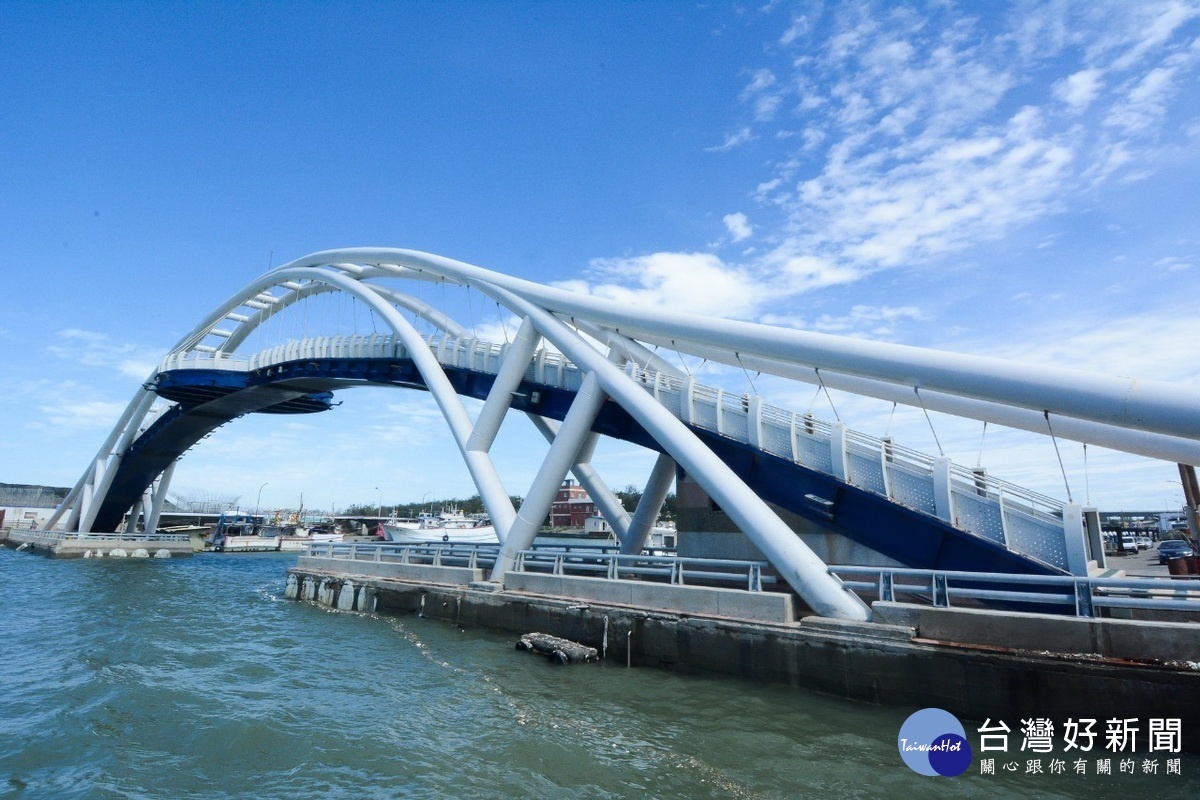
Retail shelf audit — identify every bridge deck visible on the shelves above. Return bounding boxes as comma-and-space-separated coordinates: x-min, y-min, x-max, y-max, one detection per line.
89, 334, 1085, 579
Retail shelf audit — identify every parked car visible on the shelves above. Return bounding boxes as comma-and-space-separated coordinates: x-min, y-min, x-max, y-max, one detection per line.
1157, 539, 1195, 565
1120, 535, 1142, 552
1135, 535, 1153, 550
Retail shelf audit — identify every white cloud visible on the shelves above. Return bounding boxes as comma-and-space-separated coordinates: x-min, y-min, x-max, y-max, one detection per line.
48, 328, 162, 378
1054, 68, 1104, 112
36, 398, 129, 432
1153, 255, 1193, 271
715, 1, 1200, 283
706, 126, 754, 152
760, 304, 924, 339
723, 212, 753, 242
576, 252, 769, 318
972, 300, 1200, 384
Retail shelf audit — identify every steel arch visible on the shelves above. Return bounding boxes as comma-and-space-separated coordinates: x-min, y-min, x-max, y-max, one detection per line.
48, 247, 1200, 620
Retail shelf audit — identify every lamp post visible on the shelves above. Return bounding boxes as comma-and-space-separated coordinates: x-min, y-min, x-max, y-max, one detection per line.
256, 482, 268, 517
376, 486, 383, 519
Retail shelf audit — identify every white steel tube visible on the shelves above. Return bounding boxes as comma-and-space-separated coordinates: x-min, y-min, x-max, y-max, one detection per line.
241, 266, 519, 541
527, 414, 634, 545
279, 249, 1200, 446
491, 372, 608, 579
484, 283, 872, 620
622, 453, 676, 555
466, 316, 540, 453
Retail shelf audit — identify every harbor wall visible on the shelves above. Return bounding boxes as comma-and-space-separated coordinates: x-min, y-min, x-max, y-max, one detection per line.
3, 529, 193, 558
287, 560, 1200, 752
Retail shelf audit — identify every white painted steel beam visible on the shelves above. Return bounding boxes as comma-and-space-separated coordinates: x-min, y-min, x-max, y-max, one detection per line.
144, 460, 177, 535
491, 372, 608, 579
283, 249, 1200, 449
466, 317, 540, 453
527, 414, 634, 545
231, 266, 520, 542
620, 345, 1200, 467
622, 453, 676, 555
482, 282, 872, 620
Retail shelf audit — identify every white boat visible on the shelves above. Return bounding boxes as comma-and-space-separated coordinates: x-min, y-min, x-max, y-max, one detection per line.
378, 513, 426, 540
382, 509, 497, 544
206, 514, 280, 552
278, 528, 344, 551
270, 515, 345, 551
583, 514, 677, 549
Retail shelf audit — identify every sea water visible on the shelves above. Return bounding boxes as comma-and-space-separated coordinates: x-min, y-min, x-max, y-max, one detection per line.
1, 548, 1196, 799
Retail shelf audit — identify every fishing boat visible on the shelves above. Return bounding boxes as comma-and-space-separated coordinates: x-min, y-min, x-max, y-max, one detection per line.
382, 509, 497, 544
205, 513, 280, 552
278, 515, 344, 551
378, 512, 425, 541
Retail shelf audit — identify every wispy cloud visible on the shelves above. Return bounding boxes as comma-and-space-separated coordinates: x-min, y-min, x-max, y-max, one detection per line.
48, 328, 162, 378
577, 252, 770, 318
36, 397, 129, 432
567, 1, 1200, 331
706, 126, 754, 152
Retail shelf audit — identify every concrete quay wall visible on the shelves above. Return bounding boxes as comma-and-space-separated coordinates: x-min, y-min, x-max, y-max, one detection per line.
288, 560, 1200, 751
873, 602, 1200, 664
504, 572, 796, 623
4, 529, 193, 558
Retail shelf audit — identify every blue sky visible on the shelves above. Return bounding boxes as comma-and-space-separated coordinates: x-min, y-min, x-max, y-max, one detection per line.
2, 1, 1199, 515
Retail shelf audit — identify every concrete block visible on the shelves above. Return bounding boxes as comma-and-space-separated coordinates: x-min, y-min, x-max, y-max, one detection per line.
715, 588, 794, 623
504, 572, 793, 623
1095, 617, 1200, 663
801, 615, 913, 642
297, 555, 482, 586
873, 602, 1097, 654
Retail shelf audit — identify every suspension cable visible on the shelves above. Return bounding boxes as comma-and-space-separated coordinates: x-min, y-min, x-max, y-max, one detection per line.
497, 302, 510, 343
671, 340, 692, 377
1045, 410, 1074, 503
976, 421, 988, 468
734, 352, 759, 395
914, 387, 943, 456
1083, 442, 1090, 506
815, 368, 840, 422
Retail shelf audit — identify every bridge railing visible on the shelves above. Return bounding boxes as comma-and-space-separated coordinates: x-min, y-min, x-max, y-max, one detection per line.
303, 541, 772, 591
830, 564, 1200, 618
160, 332, 1073, 572
513, 548, 773, 591
622, 363, 1072, 573
307, 541, 497, 565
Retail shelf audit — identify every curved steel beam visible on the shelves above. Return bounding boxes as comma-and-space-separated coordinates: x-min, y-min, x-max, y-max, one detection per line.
270, 248, 1200, 450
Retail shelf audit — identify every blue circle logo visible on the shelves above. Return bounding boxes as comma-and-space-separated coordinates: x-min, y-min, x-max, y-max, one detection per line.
898, 708, 972, 777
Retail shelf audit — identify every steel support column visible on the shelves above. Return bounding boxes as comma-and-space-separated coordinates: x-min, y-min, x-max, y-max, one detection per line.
491, 371, 607, 580
621, 453, 676, 554
485, 283, 872, 620
527, 414, 634, 544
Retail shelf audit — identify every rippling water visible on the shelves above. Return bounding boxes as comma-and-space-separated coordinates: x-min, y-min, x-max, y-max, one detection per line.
2, 548, 1197, 799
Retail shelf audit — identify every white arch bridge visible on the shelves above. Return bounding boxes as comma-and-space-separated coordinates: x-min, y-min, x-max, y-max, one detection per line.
47, 249, 1200, 621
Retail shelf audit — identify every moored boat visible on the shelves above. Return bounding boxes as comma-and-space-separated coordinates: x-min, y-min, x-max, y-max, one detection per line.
383, 508, 497, 544
269, 514, 346, 551
205, 514, 280, 552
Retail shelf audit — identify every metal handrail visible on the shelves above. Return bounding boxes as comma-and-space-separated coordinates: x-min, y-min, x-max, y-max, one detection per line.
514, 549, 771, 591
302, 542, 771, 591
7, 529, 189, 542
160, 333, 1073, 564
829, 565, 1200, 618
